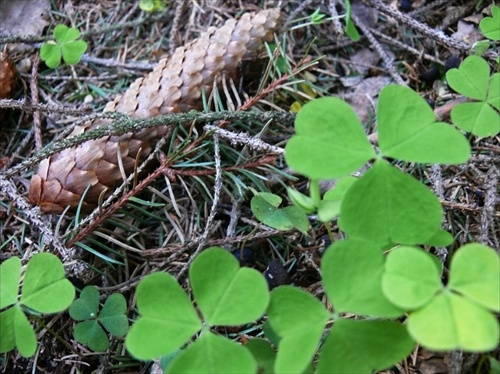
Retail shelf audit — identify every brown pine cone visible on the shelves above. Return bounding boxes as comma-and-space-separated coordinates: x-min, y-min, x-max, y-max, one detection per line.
29, 9, 282, 213
0, 52, 17, 99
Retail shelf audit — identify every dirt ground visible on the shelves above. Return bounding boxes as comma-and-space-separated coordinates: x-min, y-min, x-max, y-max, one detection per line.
0, 0, 498, 372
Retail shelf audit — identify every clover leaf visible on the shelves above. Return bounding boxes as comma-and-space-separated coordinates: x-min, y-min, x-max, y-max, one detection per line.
69, 286, 129, 352
0, 253, 74, 357
377, 84, 470, 163
126, 247, 269, 365
266, 286, 330, 374
285, 97, 375, 180
322, 238, 405, 318
251, 191, 310, 234
383, 244, 500, 352
446, 57, 499, 137
479, 5, 500, 41
166, 333, 257, 374
317, 319, 415, 374
338, 159, 444, 248
40, 24, 87, 68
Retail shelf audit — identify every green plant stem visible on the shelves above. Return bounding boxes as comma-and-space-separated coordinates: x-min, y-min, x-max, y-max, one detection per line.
30, 314, 83, 358
309, 179, 321, 207
325, 222, 335, 244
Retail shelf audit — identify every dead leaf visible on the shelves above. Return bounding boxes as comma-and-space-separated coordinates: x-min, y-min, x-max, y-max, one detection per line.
0, 0, 51, 52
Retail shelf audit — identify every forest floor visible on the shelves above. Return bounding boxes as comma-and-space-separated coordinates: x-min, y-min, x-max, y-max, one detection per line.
0, 0, 499, 373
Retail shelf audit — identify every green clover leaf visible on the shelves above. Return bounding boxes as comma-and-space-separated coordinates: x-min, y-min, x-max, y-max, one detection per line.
383, 244, 499, 352
40, 24, 87, 68
338, 159, 444, 248
323, 238, 405, 317
479, 5, 500, 41
446, 57, 499, 136
189, 247, 270, 326
0, 253, 74, 357
285, 97, 375, 180
377, 84, 470, 164
251, 191, 310, 234
266, 286, 330, 374
317, 319, 415, 373
126, 272, 202, 360
69, 286, 129, 352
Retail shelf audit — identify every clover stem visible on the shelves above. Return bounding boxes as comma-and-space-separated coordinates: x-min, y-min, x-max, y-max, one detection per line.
31, 315, 83, 357
325, 222, 335, 244
309, 179, 321, 207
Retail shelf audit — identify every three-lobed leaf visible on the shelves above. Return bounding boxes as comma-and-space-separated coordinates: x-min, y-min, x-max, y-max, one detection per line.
382, 244, 500, 352
40, 24, 87, 68
446, 58, 499, 137
377, 84, 470, 164
70, 286, 129, 351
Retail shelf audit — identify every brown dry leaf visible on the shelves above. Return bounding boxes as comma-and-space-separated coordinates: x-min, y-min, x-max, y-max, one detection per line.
346, 76, 391, 123
0, 0, 50, 52
451, 20, 483, 45
0, 52, 16, 99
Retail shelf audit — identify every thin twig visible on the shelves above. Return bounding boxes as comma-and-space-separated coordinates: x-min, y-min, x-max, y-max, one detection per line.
204, 125, 285, 154
350, 11, 406, 85
30, 54, 42, 150
168, 0, 186, 55
3, 110, 295, 178
363, 0, 470, 53
0, 175, 71, 261
0, 99, 93, 115
176, 133, 224, 280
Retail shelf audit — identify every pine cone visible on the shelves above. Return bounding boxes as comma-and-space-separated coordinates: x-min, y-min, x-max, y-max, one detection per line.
0, 52, 17, 99
29, 9, 282, 213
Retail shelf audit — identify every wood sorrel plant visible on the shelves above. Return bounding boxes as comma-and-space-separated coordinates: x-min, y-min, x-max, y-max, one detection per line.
0, 253, 75, 357
265, 83, 499, 372
122, 84, 498, 373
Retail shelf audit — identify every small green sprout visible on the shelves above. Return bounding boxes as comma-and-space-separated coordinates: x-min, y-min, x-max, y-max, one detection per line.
139, 0, 167, 12
40, 25, 87, 68
310, 8, 326, 24
69, 286, 129, 352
